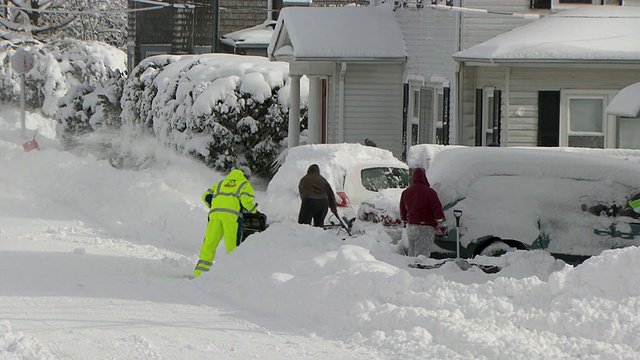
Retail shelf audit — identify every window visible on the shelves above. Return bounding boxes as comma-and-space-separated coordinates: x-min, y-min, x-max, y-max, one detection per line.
475, 87, 502, 146
531, 0, 621, 8
560, 90, 616, 148
531, 0, 551, 8
568, 98, 604, 148
407, 82, 446, 149
618, 118, 640, 149
361, 167, 410, 192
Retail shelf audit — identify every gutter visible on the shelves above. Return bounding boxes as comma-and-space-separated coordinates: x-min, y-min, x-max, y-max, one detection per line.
453, 57, 640, 69
292, 56, 406, 63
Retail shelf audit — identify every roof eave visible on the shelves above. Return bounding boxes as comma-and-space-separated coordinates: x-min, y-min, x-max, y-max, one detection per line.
454, 57, 640, 69
287, 56, 407, 63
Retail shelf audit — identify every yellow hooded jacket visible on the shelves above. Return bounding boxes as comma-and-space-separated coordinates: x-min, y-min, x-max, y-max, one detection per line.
202, 169, 257, 218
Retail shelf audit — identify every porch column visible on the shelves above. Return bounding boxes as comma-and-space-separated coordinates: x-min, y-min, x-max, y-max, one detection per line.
307, 76, 322, 144
288, 74, 301, 148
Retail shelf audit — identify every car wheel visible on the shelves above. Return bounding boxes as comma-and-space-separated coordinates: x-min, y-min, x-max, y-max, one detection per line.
478, 240, 517, 257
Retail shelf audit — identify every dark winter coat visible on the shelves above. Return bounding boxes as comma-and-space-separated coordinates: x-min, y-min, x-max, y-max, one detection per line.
399, 167, 445, 228
298, 164, 338, 214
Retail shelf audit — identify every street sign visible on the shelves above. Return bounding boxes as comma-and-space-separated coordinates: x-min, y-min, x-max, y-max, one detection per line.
11, 48, 35, 75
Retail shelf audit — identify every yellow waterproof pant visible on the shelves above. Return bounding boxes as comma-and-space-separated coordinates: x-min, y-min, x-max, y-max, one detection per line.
194, 213, 242, 277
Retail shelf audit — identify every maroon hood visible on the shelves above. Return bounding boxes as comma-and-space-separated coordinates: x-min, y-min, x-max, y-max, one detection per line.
400, 166, 444, 227
412, 167, 430, 186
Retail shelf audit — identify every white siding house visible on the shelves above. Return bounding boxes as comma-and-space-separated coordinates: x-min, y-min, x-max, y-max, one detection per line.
453, 5, 640, 149
395, 0, 541, 154
268, 0, 640, 159
268, 3, 408, 158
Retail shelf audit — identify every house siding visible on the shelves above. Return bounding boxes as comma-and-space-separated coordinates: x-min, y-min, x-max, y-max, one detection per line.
395, 7, 458, 82
395, 7, 459, 145
467, 66, 640, 147
328, 63, 404, 158
460, 0, 540, 50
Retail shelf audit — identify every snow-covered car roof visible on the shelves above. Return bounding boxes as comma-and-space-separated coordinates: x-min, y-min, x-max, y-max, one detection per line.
427, 147, 640, 207
406, 144, 465, 170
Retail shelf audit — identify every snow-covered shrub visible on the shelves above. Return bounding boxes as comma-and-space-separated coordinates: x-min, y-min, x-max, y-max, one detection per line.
121, 53, 309, 177
55, 83, 93, 136
120, 57, 171, 132
55, 70, 127, 141
0, 39, 126, 117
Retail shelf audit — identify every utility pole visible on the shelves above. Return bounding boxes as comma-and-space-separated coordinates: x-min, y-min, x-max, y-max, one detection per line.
212, 0, 219, 52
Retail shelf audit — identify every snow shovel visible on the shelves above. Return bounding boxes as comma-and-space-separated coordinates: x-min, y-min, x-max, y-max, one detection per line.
22, 130, 39, 152
325, 210, 352, 239
408, 210, 501, 274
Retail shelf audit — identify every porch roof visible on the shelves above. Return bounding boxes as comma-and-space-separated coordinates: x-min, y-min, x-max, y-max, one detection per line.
453, 6, 640, 65
607, 82, 640, 118
268, 2, 407, 63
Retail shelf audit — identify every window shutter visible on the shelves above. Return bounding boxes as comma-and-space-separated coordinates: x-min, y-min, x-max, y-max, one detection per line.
493, 89, 502, 145
530, 0, 551, 9
442, 87, 450, 145
538, 91, 560, 147
402, 83, 409, 161
475, 89, 483, 146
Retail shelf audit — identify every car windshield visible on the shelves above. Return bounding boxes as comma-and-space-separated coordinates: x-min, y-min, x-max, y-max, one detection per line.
361, 167, 410, 191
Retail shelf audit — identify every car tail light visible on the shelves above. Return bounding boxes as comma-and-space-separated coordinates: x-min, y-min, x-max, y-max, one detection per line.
336, 192, 349, 207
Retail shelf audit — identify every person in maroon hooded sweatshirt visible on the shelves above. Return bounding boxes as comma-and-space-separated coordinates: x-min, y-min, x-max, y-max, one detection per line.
399, 167, 446, 257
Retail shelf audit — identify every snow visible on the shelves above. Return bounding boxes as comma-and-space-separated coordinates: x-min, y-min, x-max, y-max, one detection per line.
269, 2, 407, 61
453, 6, 640, 62
220, 20, 276, 48
4, 108, 640, 359
607, 82, 640, 118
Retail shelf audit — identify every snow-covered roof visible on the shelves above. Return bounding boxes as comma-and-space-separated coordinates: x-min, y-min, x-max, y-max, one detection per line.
220, 20, 276, 49
607, 82, 640, 118
268, 2, 407, 62
453, 6, 640, 64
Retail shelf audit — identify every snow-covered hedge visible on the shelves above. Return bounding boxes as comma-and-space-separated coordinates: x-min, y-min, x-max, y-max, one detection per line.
0, 38, 126, 116
120, 53, 308, 177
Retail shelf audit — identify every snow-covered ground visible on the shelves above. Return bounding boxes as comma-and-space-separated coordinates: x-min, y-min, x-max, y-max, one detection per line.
2, 108, 640, 359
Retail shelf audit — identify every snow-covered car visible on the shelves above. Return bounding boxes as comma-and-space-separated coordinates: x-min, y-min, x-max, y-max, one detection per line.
357, 146, 640, 262
264, 143, 409, 224
429, 147, 640, 263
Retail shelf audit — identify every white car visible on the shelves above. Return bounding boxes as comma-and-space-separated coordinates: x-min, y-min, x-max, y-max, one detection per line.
264, 143, 409, 224
337, 162, 410, 220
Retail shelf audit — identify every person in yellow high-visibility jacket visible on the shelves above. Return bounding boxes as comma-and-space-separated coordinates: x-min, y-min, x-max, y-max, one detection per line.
631, 198, 640, 214
194, 167, 259, 278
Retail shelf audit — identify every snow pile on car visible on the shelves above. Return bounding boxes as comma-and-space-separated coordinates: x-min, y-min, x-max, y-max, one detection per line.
428, 147, 640, 207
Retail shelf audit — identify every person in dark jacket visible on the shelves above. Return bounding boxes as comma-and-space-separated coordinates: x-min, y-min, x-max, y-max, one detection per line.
298, 164, 338, 227
399, 167, 446, 257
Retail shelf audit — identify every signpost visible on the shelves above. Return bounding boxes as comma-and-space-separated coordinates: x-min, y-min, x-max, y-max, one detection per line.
11, 48, 35, 138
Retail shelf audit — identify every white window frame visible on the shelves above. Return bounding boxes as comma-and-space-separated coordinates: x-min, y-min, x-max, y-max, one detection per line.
481, 86, 496, 147
559, 89, 617, 148
617, 117, 640, 149
408, 81, 443, 149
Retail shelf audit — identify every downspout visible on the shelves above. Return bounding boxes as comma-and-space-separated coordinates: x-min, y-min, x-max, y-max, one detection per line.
454, 1, 463, 145
504, 67, 510, 146
339, 62, 347, 142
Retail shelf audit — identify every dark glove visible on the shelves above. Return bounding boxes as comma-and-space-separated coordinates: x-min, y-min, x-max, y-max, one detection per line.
252, 211, 266, 221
